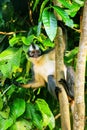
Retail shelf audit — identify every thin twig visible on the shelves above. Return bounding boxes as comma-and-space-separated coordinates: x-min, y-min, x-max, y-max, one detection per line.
55, 113, 61, 120
0, 30, 26, 35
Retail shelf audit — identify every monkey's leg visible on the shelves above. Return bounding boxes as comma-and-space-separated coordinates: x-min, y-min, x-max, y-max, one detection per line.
48, 75, 61, 99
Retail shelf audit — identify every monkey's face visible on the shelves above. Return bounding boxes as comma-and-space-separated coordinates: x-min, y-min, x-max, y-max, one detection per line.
28, 44, 42, 58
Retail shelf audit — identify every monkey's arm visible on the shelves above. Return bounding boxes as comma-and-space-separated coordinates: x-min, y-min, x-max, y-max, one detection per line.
21, 79, 45, 88
14, 74, 45, 89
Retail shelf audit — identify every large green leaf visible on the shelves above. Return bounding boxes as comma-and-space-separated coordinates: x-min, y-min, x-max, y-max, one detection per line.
0, 48, 17, 62
9, 119, 33, 130
42, 9, 57, 41
53, 6, 74, 27
58, 0, 84, 17
10, 98, 25, 119
25, 103, 43, 130
0, 116, 13, 130
0, 47, 22, 78
36, 99, 55, 129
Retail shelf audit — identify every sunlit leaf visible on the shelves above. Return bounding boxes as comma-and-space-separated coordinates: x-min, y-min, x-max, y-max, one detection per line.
33, 0, 40, 11
0, 106, 10, 119
53, 6, 74, 27
58, 0, 84, 17
25, 103, 43, 130
9, 119, 32, 130
0, 116, 13, 130
43, 38, 54, 47
22, 35, 34, 45
0, 47, 22, 78
37, 21, 42, 36
42, 9, 57, 41
36, 99, 55, 129
10, 98, 25, 119
9, 36, 21, 47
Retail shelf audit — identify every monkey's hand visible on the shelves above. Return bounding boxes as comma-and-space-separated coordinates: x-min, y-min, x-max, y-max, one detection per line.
13, 81, 23, 87
13, 80, 34, 88
59, 79, 74, 100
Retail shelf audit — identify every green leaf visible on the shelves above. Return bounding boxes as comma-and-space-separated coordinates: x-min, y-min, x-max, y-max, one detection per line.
73, 0, 84, 6
25, 103, 43, 130
9, 36, 21, 47
6, 84, 16, 96
37, 21, 42, 36
0, 48, 17, 62
43, 38, 54, 47
39, 0, 49, 21
65, 2, 81, 17
0, 47, 22, 78
9, 118, 32, 130
36, 99, 55, 129
53, 6, 74, 27
58, 0, 84, 17
10, 98, 25, 119
21, 35, 34, 45
64, 47, 78, 64
65, 47, 78, 60
42, 9, 57, 41
0, 97, 3, 110
33, 0, 40, 11
58, 0, 72, 9
0, 115, 13, 130
0, 107, 10, 119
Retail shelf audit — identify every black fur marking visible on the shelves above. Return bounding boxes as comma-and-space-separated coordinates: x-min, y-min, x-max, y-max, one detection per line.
13, 81, 22, 87
59, 79, 74, 99
55, 86, 61, 98
31, 43, 36, 49
48, 75, 61, 99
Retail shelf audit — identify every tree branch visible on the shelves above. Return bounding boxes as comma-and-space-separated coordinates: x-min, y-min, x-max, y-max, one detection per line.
54, 27, 71, 130
73, 0, 87, 129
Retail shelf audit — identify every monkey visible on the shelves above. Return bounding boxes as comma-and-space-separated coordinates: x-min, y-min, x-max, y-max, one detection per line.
14, 43, 74, 100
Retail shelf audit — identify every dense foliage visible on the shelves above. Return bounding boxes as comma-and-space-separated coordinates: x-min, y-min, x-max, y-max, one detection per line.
0, 0, 86, 129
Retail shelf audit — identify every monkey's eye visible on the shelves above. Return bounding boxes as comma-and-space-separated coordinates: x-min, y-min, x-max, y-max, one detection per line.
28, 50, 41, 57
29, 51, 35, 56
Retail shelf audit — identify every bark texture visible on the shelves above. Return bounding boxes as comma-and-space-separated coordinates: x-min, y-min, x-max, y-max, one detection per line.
73, 0, 87, 129
54, 27, 71, 130
53, 0, 71, 129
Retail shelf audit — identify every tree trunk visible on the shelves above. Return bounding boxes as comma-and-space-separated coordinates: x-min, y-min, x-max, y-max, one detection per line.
53, 0, 71, 129
73, 0, 87, 129
55, 27, 71, 130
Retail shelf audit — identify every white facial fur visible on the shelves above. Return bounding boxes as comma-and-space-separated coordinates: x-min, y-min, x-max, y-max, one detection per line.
29, 44, 40, 51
